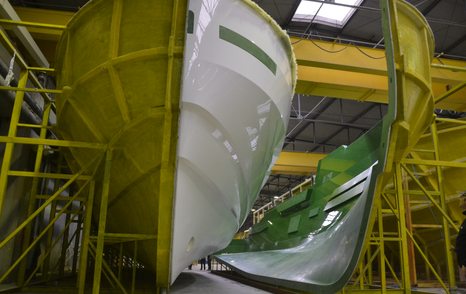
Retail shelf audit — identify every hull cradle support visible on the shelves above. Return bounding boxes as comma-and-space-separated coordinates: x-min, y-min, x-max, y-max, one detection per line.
0, 84, 165, 293
0, 27, 170, 294
345, 117, 466, 293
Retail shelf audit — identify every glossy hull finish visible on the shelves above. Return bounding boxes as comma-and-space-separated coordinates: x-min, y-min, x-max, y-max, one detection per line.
54, 0, 295, 286
216, 1, 435, 292
171, 0, 295, 282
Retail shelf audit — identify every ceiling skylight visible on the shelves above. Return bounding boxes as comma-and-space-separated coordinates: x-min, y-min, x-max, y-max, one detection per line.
293, 0, 363, 28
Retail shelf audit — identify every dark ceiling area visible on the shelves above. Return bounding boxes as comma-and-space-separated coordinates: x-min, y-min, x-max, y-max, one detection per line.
9, 0, 88, 11
7, 0, 466, 212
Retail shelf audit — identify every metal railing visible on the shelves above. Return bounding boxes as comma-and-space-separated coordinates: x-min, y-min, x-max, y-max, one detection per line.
253, 176, 314, 224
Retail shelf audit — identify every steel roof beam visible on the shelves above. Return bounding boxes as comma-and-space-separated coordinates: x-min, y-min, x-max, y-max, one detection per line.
421, 0, 441, 16
289, 116, 372, 130
11, 6, 72, 41
271, 151, 326, 176
310, 103, 378, 152
444, 33, 466, 53
13, 7, 466, 111
292, 37, 466, 111
0, 1, 49, 67
284, 97, 335, 148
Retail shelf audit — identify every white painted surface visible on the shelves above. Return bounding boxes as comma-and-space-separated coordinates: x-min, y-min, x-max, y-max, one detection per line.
170, 0, 295, 283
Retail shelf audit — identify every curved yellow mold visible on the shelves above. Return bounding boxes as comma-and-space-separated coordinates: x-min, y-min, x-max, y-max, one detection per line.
381, 0, 434, 171
54, 0, 298, 288
55, 0, 187, 288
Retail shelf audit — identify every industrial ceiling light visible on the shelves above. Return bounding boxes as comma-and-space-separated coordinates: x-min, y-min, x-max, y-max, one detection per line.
293, 0, 363, 28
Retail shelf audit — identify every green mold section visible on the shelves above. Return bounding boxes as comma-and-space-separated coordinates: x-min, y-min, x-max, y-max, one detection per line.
222, 120, 387, 251
216, 120, 387, 293
215, 0, 435, 292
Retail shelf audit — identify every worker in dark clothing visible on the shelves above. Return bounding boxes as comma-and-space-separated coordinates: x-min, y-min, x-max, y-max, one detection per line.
199, 257, 207, 270
207, 255, 212, 270
456, 194, 466, 283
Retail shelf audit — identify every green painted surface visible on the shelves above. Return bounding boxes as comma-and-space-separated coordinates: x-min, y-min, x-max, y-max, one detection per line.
287, 215, 301, 234
219, 25, 277, 75
307, 207, 319, 218
276, 190, 309, 215
216, 1, 435, 293
219, 120, 383, 253
187, 10, 194, 34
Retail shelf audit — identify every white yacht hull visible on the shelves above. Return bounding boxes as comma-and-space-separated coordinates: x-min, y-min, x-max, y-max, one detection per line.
171, 0, 295, 282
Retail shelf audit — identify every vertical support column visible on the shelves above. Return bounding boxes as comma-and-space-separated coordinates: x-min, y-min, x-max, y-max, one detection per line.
377, 197, 386, 293
431, 120, 456, 288
367, 246, 373, 285
358, 260, 364, 289
58, 155, 71, 277
403, 177, 417, 285
59, 210, 72, 277
42, 201, 58, 279
395, 163, 412, 292
72, 202, 84, 274
0, 70, 29, 214
132, 241, 138, 294
118, 243, 123, 280
18, 101, 53, 285
423, 244, 431, 280
92, 149, 112, 294
78, 181, 95, 294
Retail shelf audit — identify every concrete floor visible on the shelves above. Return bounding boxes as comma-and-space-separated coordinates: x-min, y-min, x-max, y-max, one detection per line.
171, 265, 271, 294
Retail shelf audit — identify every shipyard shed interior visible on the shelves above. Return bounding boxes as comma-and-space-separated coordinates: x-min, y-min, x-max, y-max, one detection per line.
0, 0, 466, 293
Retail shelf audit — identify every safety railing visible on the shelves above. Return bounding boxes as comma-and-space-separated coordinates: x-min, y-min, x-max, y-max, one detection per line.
253, 176, 314, 224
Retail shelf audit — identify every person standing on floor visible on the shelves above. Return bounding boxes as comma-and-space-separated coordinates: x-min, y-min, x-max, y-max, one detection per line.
199, 257, 207, 270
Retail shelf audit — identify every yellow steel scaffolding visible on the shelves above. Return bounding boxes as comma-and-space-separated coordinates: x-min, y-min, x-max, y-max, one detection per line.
344, 116, 466, 294
0, 18, 160, 294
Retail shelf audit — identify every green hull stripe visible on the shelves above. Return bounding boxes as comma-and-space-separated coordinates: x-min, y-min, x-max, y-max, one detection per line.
187, 10, 194, 34
219, 25, 277, 75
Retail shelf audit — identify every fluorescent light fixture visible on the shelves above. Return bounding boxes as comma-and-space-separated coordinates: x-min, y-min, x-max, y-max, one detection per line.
293, 0, 363, 28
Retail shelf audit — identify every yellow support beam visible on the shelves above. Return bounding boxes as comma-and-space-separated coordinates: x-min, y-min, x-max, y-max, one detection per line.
12, 6, 71, 41
271, 151, 326, 175
292, 37, 466, 111
11, 7, 466, 110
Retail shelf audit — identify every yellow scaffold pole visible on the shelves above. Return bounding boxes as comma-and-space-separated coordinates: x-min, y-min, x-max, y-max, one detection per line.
78, 181, 95, 294
92, 149, 113, 294
0, 70, 28, 215
394, 164, 412, 292
17, 101, 53, 285
377, 196, 387, 293
430, 119, 456, 288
